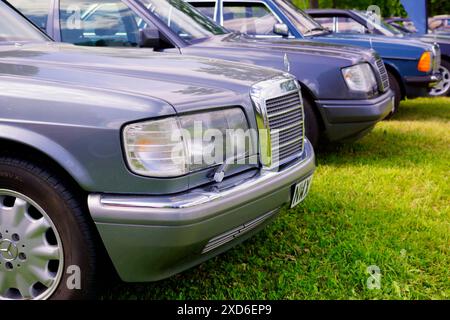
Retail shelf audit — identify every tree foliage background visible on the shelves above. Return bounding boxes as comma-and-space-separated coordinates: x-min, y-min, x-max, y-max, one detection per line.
292, 0, 450, 16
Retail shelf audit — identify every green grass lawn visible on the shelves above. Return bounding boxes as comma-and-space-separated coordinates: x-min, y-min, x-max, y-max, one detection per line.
104, 97, 450, 300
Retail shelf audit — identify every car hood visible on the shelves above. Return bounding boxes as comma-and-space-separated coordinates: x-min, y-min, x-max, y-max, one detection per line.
315, 32, 433, 50
412, 34, 450, 45
311, 32, 435, 61
0, 42, 284, 110
209, 33, 377, 63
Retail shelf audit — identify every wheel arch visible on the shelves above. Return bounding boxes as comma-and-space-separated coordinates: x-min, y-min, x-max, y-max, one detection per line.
0, 126, 93, 193
441, 54, 450, 64
0, 127, 120, 285
384, 63, 406, 100
298, 81, 325, 131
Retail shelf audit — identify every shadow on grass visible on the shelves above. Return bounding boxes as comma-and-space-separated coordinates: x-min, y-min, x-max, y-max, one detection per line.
317, 97, 450, 167
317, 127, 445, 168
389, 98, 450, 122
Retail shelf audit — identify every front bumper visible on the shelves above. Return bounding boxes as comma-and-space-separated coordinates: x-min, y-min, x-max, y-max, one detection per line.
316, 90, 394, 142
404, 73, 442, 98
88, 140, 316, 282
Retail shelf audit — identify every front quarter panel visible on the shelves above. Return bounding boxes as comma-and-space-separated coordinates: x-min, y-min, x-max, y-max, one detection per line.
0, 73, 195, 195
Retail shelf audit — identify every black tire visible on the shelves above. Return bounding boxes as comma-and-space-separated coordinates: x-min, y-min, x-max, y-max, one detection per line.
0, 157, 97, 300
303, 97, 320, 149
385, 71, 401, 119
429, 59, 450, 97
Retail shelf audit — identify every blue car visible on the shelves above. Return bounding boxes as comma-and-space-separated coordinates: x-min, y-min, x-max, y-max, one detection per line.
187, 0, 442, 113
382, 17, 450, 96
307, 9, 450, 97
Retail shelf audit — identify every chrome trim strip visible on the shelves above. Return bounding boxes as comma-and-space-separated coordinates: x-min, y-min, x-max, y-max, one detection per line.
272, 136, 303, 151
267, 105, 303, 118
278, 121, 302, 132
201, 208, 279, 254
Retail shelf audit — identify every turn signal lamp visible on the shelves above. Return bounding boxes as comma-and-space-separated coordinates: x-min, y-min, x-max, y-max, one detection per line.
418, 51, 432, 72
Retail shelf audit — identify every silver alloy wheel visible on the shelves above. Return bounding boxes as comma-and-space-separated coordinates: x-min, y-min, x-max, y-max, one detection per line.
430, 65, 450, 96
0, 189, 64, 300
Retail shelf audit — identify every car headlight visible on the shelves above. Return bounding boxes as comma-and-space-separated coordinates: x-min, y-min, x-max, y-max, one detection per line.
342, 63, 377, 92
123, 108, 251, 177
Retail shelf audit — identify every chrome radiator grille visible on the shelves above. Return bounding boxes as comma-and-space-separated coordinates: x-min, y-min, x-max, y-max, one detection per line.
251, 76, 305, 169
266, 91, 304, 164
376, 58, 390, 92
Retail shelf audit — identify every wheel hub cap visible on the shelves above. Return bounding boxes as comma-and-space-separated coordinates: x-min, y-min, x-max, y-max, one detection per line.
0, 240, 18, 261
0, 190, 64, 300
430, 65, 450, 96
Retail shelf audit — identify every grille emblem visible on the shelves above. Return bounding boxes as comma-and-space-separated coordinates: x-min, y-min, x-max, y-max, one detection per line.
0, 239, 18, 261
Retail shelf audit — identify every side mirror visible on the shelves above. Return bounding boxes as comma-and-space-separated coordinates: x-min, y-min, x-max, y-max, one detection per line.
139, 27, 160, 48
273, 23, 289, 37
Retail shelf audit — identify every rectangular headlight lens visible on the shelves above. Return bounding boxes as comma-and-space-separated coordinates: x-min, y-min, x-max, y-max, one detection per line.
123, 108, 251, 177
342, 63, 377, 92
123, 117, 187, 177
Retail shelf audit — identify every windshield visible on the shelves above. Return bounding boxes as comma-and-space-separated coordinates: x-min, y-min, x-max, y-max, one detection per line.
136, 0, 227, 42
356, 11, 402, 36
0, 1, 48, 43
273, 0, 326, 35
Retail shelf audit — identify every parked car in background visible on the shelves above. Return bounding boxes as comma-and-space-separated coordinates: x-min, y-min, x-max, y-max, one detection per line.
307, 9, 450, 97
8, 0, 394, 147
385, 17, 450, 96
0, 0, 316, 300
385, 17, 418, 34
429, 15, 450, 34
181, 0, 438, 114
304, 8, 442, 102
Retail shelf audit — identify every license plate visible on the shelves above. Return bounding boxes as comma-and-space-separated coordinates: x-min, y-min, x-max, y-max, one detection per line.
291, 176, 312, 208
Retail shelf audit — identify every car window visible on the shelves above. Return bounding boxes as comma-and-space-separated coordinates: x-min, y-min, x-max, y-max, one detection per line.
336, 17, 366, 34
8, 0, 51, 31
314, 17, 334, 31
136, 0, 226, 42
59, 0, 142, 47
0, 1, 48, 42
222, 2, 279, 36
189, 1, 216, 19
273, 0, 325, 35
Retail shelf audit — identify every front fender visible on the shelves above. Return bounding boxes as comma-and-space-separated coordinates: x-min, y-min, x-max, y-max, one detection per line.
0, 124, 93, 188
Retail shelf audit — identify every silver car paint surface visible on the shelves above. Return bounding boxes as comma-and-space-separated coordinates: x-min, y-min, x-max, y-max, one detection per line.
0, 42, 288, 194
0, 1, 317, 285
